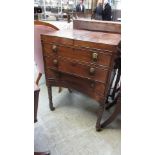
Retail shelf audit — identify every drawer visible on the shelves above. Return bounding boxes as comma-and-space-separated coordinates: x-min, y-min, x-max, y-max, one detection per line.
60, 73, 106, 96
46, 70, 106, 96
72, 48, 111, 67
42, 43, 59, 56
43, 43, 112, 67
45, 68, 60, 79
43, 56, 58, 69
58, 58, 109, 83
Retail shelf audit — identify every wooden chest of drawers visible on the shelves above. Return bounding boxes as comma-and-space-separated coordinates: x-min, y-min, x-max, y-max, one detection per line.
41, 29, 121, 131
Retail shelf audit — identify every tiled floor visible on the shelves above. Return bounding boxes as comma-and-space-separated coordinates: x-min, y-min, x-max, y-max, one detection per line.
34, 21, 121, 155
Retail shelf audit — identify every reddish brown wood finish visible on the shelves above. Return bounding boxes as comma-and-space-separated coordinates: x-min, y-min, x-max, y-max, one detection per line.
34, 20, 63, 93
41, 27, 121, 131
43, 43, 112, 67
34, 20, 59, 30
42, 29, 120, 46
36, 72, 42, 85
34, 20, 59, 86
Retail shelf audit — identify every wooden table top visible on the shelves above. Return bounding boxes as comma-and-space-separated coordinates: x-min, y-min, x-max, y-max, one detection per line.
43, 29, 121, 46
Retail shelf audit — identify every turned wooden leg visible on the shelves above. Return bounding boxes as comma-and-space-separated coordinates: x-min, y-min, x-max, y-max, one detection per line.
96, 103, 105, 131
47, 86, 55, 111
36, 72, 42, 85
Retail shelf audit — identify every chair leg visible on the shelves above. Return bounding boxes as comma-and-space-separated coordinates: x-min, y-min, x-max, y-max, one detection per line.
47, 86, 55, 111
36, 72, 42, 85
101, 93, 121, 128
96, 102, 105, 131
111, 69, 121, 100
106, 87, 121, 110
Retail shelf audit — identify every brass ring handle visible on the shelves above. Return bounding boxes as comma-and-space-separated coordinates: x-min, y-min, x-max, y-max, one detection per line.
92, 52, 98, 61
52, 45, 58, 52
89, 67, 95, 75
53, 59, 58, 66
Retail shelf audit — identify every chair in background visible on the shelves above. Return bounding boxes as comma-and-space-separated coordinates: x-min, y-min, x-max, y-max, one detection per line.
101, 43, 121, 129
34, 20, 63, 93
34, 20, 59, 86
101, 90, 121, 128
34, 20, 72, 96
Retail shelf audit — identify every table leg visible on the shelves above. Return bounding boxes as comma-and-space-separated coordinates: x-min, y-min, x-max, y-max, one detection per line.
47, 86, 55, 111
96, 103, 105, 131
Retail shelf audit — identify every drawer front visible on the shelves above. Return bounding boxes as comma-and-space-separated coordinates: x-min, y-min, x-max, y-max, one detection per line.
43, 56, 58, 69
46, 69, 106, 96
45, 68, 60, 79
58, 58, 109, 83
43, 44, 112, 67
60, 73, 106, 96
72, 48, 112, 67
42, 43, 59, 56
59, 46, 112, 67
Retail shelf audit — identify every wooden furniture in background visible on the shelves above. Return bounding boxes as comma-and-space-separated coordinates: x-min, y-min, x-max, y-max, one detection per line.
34, 20, 64, 92
34, 20, 59, 86
34, 20, 59, 30
101, 91, 121, 128
41, 19, 121, 131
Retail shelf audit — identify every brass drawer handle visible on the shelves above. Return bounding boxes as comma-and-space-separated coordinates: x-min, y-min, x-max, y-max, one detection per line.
52, 45, 58, 52
53, 59, 58, 66
89, 67, 95, 75
92, 52, 98, 61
